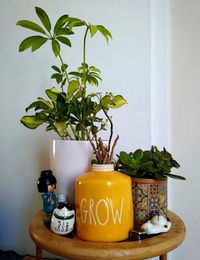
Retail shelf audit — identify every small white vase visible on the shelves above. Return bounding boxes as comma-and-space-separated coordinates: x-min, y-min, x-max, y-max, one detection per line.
49, 140, 94, 204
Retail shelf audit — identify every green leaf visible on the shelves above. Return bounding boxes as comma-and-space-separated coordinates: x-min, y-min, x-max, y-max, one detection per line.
67, 80, 79, 100
109, 95, 127, 109
55, 27, 74, 36
19, 37, 34, 52
133, 149, 143, 161
165, 173, 186, 180
55, 122, 67, 138
119, 151, 130, 165
130, 158, 137, 167
71, 89, 82, 101
32, 37, 48, 52
96, 25, 112, 42
61, 64, 68, 72
51, 65, 61, 73
56, 93, 67, 111
19, 36, 48, 52
37, 98, 53, 108
61, 77, 67, 87
140, 161, 153, 170
100, 95, 112, 107
20, 115, 44, 129
16, 20, 46, 35
89, 25, 97, 37
56, 36, 71, 47
89, 66, 101, 73
25, 99, 53, 112
69, 71, 81, 77
142, 151, 152, 162
45, 87, 59, 101
54, 14, 69, 34
35, 112, 48, 121
51, 73, 63, 84
35, 7, 51, 32
66, 18, 86, 29
52, 39, 60, 57
64, 17, 83, 23
87, 75, 99, 86
171, 159, 180, 168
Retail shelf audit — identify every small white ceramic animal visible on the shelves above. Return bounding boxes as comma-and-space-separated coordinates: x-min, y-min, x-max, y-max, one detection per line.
141, 215, 171, 235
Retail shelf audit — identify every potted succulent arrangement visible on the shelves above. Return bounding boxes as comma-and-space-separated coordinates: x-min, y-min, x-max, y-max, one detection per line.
17, 7, 127, 203
116, 146, 185, 227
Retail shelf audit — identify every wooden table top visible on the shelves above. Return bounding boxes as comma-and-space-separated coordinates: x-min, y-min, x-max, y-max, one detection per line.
29, 210, 186, 260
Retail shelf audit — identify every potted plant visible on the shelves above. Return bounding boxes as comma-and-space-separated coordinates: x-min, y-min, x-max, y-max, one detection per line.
115, 146, 185, 227
17, 7, 127, 203
75, 97, 134, 242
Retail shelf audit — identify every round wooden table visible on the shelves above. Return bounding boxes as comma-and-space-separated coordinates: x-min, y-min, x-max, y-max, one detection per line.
29, 210, 185, 260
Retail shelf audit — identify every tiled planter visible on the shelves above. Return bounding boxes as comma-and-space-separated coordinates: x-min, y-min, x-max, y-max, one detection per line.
132, 178, 167, 228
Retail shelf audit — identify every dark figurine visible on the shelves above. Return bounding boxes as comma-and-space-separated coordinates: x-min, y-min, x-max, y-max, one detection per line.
37, 170, 57, 215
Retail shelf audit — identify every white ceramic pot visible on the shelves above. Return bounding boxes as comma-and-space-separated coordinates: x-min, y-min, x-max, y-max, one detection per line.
49, 140, 94, 204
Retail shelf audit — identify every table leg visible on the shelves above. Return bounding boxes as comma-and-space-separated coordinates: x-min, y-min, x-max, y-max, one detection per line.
36, 245, 42, 260
160, 254, 167, 260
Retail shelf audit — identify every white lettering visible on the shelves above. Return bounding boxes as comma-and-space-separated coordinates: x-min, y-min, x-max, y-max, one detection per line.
80, 198, 88, 224
109, 198, 124, 224
79, 198, 124, 225
89, 198, 97, 225
96, 199, 109, 225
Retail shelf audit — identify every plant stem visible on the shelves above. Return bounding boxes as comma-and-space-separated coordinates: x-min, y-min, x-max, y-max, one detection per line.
101, 105, 113, 154
108, 135, 119, 163
65, 130, 73, 140
83, 26, 89, 89
81, 124, 98, 156
49, 32, 70, 89
69, 122, 79, 140
78, 26, 89, 140
58, 53, 70, 86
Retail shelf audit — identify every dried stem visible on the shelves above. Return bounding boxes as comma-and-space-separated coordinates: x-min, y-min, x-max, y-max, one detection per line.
108, 135, 119, 163
81, 101, 119, 164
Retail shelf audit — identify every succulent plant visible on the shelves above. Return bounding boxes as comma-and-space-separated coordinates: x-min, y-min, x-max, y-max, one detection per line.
116, 146, 185, 180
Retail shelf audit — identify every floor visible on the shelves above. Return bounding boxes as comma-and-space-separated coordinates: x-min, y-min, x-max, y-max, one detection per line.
0, 250, 55, 260
0, 250, 23, 260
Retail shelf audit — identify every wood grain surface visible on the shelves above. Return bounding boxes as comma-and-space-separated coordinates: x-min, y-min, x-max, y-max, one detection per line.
29, 211, 185, 260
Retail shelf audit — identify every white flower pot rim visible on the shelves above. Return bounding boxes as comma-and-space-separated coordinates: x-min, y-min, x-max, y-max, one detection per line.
51, 139, 91, 143
92, 164, 114, 172
51, 139, 108, 143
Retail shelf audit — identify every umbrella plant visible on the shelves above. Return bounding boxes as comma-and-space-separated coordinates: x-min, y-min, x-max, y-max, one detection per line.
17, 7, 127, 147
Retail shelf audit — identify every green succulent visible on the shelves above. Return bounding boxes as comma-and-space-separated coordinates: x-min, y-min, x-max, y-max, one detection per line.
116, 146, 185, 180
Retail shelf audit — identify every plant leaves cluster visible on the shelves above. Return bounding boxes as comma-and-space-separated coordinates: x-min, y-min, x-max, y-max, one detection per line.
116, 146, 185, 180
17, 7, 112, 57
17, 6, 126, 152
21, 84, 127, 140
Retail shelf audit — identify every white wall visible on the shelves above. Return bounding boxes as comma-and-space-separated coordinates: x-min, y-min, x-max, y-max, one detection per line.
168, 0, 200, 259
0, 0, 153, 257
3, 0, 196, 259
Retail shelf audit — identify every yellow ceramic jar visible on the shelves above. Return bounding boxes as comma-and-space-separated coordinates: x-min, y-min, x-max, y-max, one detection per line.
75, 164, 133, 242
